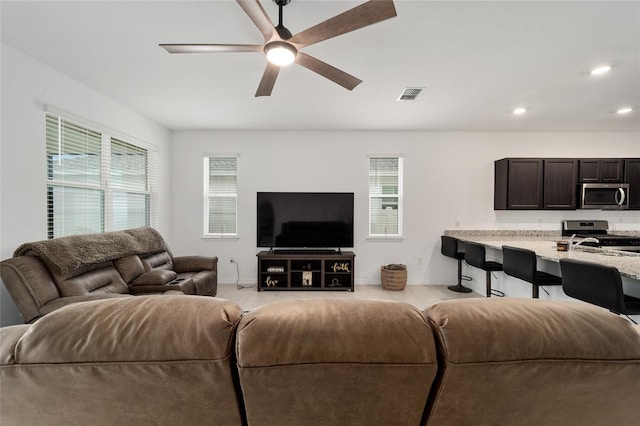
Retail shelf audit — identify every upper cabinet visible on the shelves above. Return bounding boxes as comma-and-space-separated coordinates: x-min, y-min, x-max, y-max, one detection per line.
579, 159, 624, 182
543, 159, 579, 209
495, 157, 637, 210
495, 158, 543, 210
625, 159, 640, 210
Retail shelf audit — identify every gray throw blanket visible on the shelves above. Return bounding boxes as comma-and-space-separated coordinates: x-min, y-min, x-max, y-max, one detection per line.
14, 227, 167, 275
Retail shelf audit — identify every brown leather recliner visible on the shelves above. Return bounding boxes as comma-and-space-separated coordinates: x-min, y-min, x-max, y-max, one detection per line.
0, 227, 217, 323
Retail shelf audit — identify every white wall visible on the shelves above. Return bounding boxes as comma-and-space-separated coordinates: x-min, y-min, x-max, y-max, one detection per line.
2, 42, 639, 325
170, 131, 640, 288
0, 44, 172, 325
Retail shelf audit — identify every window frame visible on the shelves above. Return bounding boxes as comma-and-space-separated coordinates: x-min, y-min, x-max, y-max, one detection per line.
45, 108, 158, 239
202, 154, 239, 239
368, 155, 404, 240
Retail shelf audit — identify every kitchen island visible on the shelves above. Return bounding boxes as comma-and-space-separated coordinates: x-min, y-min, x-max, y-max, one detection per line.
444, 231, 640, 280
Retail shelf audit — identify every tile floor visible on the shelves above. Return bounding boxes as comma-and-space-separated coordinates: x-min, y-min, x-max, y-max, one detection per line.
216, 283, 482, 311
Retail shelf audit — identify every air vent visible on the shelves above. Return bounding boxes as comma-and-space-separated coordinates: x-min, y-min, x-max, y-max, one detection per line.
397, 87, 424, 101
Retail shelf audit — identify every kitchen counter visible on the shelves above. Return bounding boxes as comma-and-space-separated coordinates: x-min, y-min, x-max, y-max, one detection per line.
444, 231, 640, 281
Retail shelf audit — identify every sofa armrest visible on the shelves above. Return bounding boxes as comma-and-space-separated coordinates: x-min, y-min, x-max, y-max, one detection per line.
1, 257, 60, 324
173, 256, 217, 273
0, 325, 30, 365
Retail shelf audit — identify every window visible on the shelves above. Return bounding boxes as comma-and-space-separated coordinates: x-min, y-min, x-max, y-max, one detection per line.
368, 156, 404, 238
203, 156, 238, 237
110, 138, 151, 231
46, 113, 157, 238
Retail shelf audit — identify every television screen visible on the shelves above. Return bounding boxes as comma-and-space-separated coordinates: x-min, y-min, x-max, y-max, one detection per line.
257, 192, 354, 249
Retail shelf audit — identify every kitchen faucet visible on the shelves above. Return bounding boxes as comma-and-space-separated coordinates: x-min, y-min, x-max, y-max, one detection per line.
568, 234, 600, 251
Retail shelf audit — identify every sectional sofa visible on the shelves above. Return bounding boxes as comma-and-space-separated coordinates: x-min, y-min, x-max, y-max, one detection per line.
0, 227, 217, 323
1, 296, 638, 425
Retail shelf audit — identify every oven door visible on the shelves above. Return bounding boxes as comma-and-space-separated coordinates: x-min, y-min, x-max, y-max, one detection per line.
580, 183, 629, 209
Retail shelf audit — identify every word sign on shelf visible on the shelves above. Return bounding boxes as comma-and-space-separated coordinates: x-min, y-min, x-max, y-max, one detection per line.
331, 263, 350, 273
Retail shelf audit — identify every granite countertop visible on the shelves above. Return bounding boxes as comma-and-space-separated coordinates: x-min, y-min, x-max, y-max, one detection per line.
444, 230, 640, 281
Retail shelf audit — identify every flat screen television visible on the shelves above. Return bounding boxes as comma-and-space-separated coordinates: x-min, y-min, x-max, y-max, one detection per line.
257, 192, 354, 250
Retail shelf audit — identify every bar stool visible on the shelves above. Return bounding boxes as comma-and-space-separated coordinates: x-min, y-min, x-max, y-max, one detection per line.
464, 242, 502, 297
502, 246, 562, 298
441, 236, 472, 293
560, 258, 640, 323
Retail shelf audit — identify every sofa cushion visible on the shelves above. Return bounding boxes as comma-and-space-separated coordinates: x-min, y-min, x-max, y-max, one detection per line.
1, 296, 244, 425
140, 251, 173, 272
427, 298, 640, 362
57, 262, 129, 297
39, 294, 132, 317
236, 299, 438, 426
424, 298, 640, 426
131, 270, 177, 286
113, 255, 145, 283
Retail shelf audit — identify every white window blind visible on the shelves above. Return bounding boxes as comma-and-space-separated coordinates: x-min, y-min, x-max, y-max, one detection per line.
46, 113, 157, 238
368, 156, 404, 237
109, 138, 151, 231
203, 156, 238, 237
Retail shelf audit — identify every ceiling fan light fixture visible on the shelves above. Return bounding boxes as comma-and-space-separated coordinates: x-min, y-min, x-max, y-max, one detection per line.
265, 41, 297, 66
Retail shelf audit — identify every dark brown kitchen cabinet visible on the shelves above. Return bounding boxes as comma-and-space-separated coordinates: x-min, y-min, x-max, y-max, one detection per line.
579, 159, 624, 182
496, 157, 636, 210
543, 159, 578, 209
495, 158, 543, 210
625, 158, 640, 210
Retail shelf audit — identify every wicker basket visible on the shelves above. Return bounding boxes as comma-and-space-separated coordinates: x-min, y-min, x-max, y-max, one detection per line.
381, 264, 407, 291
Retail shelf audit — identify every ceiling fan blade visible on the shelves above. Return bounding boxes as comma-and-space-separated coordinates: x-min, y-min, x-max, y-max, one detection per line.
255, 63, 280, 97
289, 0, 397, 47
160, 44, 262, 54
237, 0, 276, 42
296, 53, 362, 91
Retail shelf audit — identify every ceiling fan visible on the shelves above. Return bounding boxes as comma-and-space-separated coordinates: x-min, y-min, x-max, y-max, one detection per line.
160, 0, 397, 97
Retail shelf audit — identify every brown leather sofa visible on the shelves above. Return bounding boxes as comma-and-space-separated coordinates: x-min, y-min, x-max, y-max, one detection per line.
0, 227, 217, 323
1, 296, 638, 426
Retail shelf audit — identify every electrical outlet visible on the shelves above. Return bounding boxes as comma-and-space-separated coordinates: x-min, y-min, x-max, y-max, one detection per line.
230, 257, 236, 263
417, 257, 423, 265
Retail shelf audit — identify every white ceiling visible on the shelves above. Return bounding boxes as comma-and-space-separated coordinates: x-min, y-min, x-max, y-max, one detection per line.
2, 0, 639, 132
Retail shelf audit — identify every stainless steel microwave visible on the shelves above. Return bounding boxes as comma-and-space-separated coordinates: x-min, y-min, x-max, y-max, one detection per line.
580, 183, 629, 209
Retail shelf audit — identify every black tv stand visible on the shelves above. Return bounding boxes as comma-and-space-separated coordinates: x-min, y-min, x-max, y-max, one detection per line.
271, 248, 341, 255
257, 250, 355, 291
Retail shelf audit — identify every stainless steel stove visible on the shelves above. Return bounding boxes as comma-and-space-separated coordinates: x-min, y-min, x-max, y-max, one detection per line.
561, 220, 640, 252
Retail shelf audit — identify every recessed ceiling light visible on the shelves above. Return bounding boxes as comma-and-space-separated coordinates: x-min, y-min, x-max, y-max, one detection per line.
513, 107, 526, 115
617, 107, 633, 114
590, 65, 612, 75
